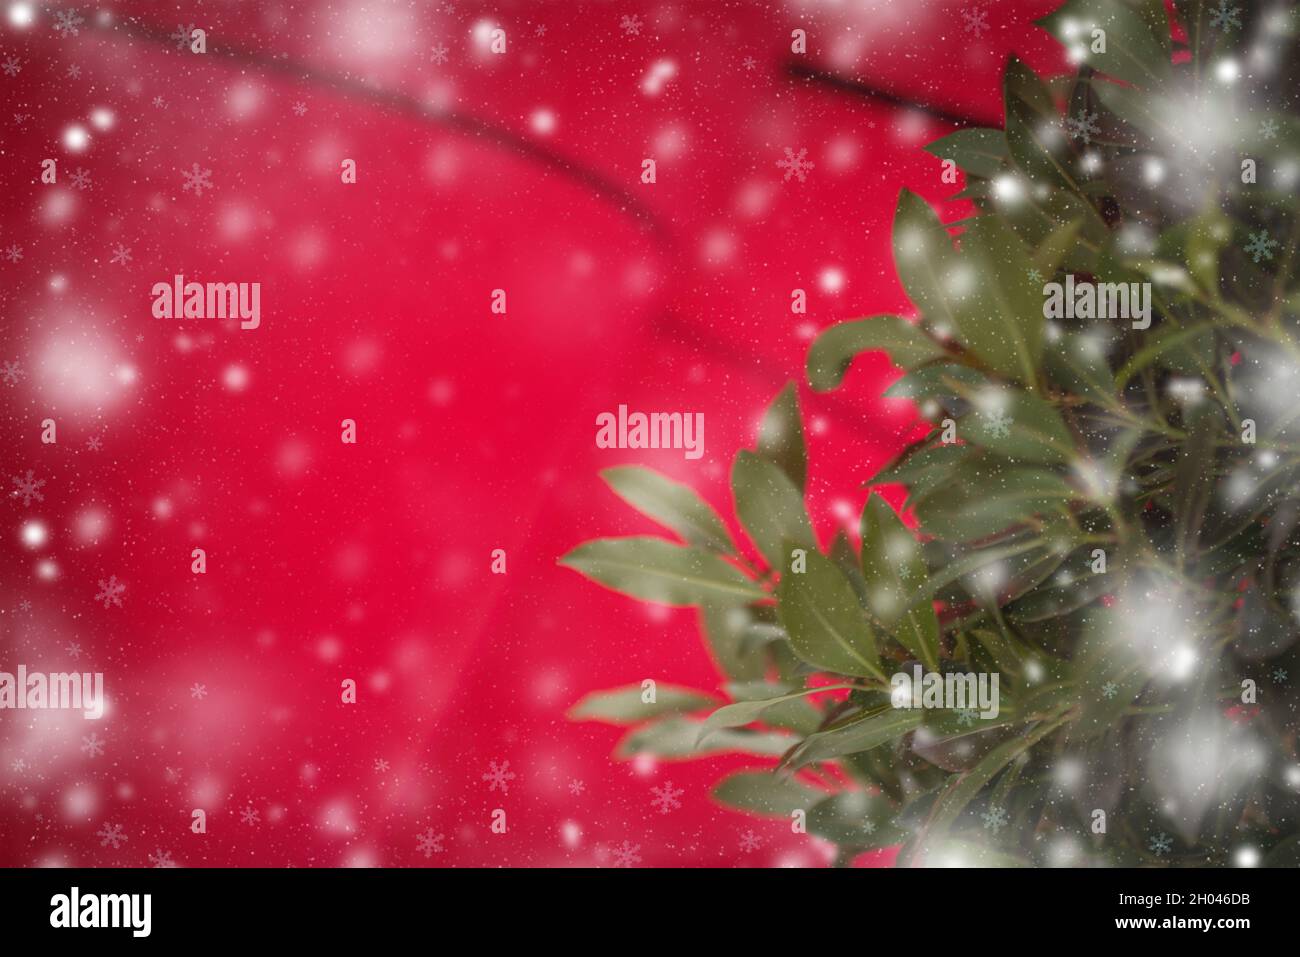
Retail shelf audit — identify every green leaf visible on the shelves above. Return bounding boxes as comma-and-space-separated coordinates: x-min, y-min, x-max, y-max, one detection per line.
568, 684, 719, 724
912, 461, 1078, 542
783, 708, 921, 771
892, 190, 1044, 385
697, 685, 849, 745
757, 383, 807, 492
777, 546, 884, 679
957, 387, 1078, 465
807, 316, 946, 391
807, 790, 907, 848
1033, 218, 1084, 280
600, 466, 733, 552
731, 450, 816, 569
924, 128, 1009, 178
870, 442, 972, 505
1036, 0, 1172, 90
615, 717, 794, 761
700, 601, 772, 682
883, 362, 988, 406
1003, 57, 1084, 198
559, 536, 764, 606
859, 495, 940, 671
712, 771, 822, 818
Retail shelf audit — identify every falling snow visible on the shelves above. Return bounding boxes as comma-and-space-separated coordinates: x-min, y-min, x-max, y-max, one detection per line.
776, 147, 814, 183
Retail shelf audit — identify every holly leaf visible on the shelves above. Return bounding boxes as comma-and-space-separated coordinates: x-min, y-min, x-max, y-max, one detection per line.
560, 536, 764, 606
600, 466, 733, 552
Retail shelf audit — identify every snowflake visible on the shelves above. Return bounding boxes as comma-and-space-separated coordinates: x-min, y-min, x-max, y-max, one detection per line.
69, 167, 92, 190
94, 576, 125, 608
430, 44, 449, 64
1273, 668, 1288, 684
776, 146, 814, 183
862, 819, 876, 835
1259, 119, 1279, 141
1026, 267, 1042, 284
292, 101, 307, 117
1101, 681, 1119, 699
960, 6, 991, 39
374, 758, 390, 772
739, 829, 762, 852
981, 410, 1013, 440
955, 707, 979, 726
1, 56, 20, 77
620, 15, 643, 36
53, 9, 84, 38
1244, 230, 1279, 264
1065, 110, 1101, 145
4, 244, 22, 263
14, 112, 28, 124
982, 805, 1010, 832
190, 683, 208, 699
10, 469, 46, 506
171, 24, 195, 50
742, 56, 757, 70
66, 64, 81, 79
85, 435, 102, 451
240, 806, 260, 825
1210, 1, 1242, 31
568, 778, 585, 796
650, 781, 684, 814
18, 599, 32, 612
611, 840, 642, 867
535, 25, 547, 37
151, 95, 165, 108
96, 823, 128, 849
81, 732, 105, 757
1148, 831, 1172, 856
416, 828, 445, 858
148, 848, 177, 868
66, 641, 82, 657
110, 243, 132, 265
181, 163, 214, 196
482, 759, 517, 794
1, 360, 22, 385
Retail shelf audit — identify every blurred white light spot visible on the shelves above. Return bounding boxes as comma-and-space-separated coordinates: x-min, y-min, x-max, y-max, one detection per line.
819, 266, 845, 294
36, 558, 59, 580
20, 520, 48, 549
1234, 846, 1260, 867
1215, 58, 1240, 83
641, 58, 677, 96
223, 364, 250, 391
63, 124, 90, 152
530, 108, 556, 135
90, 107, 115, 131
9, 2, 34, 27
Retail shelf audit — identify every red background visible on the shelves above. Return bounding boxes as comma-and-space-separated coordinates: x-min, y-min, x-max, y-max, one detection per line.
0, 0, 1064, 866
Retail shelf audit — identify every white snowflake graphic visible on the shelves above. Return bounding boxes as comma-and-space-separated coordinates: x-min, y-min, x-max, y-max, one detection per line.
171, 24, 195, 50
85, 435, 102, 451
149, 848, 177, 868
10, 469, 46, 506
982, 805, 1010, 832
416, 828, 445, 858
240, 805, 261, 825
742, 56, 757, 70
982, 410, 1013, 439
1101, 681, 1118, 699
430, 44, 449, 65
650, 781, 684, 814
620, 15, 643, 36
190, 683, 208, 700
1259, 118, 1279, 141
53, 9, 85, 38
374, 758, 390, 772
482, 759, 517, 794
2, 56, 20, 77
955, 707, 979, 726
568, 778, 585, 796
11, 759, 27, 773
4, 244, 22, 263
1, 360, 23, 386
96, 822, 128, 849
611, 840, 642, 867
1210, 1, 1242, 31
1065, 110, 1101, 145
776, 146, 814, 183
81, 732, 105, 757
66, 641, 82, 657
110, 243, 132, 265
960, 6, 991, 39
69, 167, 91, 190
739, 829, 762, 852
94, 575, 125, 608
1148, 831, 1172, 856
1244, 230, 1279, 264
181, 163, 214, 196
66, 64, 81, 79
292, 101, 307, 117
